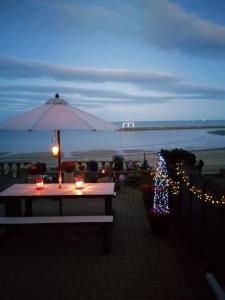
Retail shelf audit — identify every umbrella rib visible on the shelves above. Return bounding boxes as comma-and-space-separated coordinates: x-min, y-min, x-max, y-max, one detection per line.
30, 105, 54, 130
70, 108, 106, 129
71, 110, 95, 129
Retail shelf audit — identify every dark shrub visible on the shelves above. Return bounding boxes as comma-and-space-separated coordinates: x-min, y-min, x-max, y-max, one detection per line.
113, 155, 124, 171
160, 148, 196, 180
160, 148, 196, 168
87, 160, 98, 171
142, 159, 149, 170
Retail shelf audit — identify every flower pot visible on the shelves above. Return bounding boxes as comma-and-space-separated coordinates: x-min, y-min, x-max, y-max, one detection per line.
27, 174, 41, 183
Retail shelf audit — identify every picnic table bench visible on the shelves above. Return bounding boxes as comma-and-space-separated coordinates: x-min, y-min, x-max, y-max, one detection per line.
0, 183, 116, 253
0, 215, 114, 253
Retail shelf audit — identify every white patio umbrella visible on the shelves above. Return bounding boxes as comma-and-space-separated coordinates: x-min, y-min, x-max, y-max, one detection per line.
0, 94, 117, 188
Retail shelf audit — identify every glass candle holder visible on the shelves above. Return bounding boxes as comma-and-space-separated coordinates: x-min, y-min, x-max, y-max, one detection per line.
36, 177, 44, 190
75, 177, 84, 189
51, 145, 59, 157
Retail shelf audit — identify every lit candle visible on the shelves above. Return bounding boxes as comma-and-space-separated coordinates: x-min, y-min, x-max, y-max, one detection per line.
36, 177, 44, 190
51, 145, 59, 157
75, 177, 84, 189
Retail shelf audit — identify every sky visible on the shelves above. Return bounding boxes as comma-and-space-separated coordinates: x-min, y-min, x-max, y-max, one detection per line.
1, 0, 225, 122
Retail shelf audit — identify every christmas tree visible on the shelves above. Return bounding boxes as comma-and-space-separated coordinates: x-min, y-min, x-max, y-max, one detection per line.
152, 153, 170, 214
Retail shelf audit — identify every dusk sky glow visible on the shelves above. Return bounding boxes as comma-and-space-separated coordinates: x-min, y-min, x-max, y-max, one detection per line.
1, 0, 225, 121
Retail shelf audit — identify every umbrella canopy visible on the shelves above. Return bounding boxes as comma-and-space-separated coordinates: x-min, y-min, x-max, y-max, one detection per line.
0, 94, 116, 131
0, 94, 117, 188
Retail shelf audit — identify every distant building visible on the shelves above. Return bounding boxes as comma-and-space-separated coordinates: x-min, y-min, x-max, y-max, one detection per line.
122, 121, 135, 128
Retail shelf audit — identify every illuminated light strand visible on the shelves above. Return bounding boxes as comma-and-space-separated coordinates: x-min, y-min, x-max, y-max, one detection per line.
171, 163, 225, 206
150, 160, 225, 206
153, 154, 170, 214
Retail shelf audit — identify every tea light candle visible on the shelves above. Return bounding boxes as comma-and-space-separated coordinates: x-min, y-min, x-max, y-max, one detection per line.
36, 177, 44, 190
75, 177, 84, 189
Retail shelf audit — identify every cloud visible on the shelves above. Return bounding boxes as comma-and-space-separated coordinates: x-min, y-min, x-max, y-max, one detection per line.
0, 88, 173, 108
1, 57, 225, 119
0, 57, 182, 85
30, 0, 225, 58
34, 0, 225, 58
143, 0, 225, 57
1, 57, 225, 111
33, 0, 135, 31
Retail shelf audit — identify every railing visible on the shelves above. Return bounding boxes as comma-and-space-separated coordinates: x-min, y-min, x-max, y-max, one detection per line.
0, 159, 151, 177
0, 160, 111, 177
0, 159, 153, 194
171, 166, 225, 278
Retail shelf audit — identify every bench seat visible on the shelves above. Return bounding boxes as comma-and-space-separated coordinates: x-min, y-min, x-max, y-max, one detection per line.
0, 215, 114, 253
0, 215, 113, 225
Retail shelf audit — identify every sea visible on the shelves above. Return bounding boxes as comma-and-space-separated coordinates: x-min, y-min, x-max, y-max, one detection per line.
0, 120, 225, 155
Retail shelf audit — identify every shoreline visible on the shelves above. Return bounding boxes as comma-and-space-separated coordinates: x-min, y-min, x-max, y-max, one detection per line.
118, 125, 225, 131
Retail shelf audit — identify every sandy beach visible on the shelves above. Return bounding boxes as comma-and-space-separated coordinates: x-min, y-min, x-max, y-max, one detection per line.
1, 147, 225, 174
193, 148, 225, 173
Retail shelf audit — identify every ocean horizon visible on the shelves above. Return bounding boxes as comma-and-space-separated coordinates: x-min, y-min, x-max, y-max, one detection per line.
0, 119, 225, 154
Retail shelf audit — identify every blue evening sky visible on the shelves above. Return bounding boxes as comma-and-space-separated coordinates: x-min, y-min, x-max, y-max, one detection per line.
1, 0, 225, 121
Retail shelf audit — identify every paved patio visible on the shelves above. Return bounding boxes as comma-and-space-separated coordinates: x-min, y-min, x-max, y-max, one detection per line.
0, 185, 214, 300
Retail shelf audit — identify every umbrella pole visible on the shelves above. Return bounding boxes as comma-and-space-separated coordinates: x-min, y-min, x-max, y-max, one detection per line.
57, 129, 62, 188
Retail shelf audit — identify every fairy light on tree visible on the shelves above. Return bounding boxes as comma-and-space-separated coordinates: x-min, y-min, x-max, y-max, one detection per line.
153, 153, 170, 214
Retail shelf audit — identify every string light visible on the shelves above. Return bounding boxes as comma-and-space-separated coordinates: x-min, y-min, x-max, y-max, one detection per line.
150, 159, 225, 206
168, 162, 225, 206
153, 153, 170, 214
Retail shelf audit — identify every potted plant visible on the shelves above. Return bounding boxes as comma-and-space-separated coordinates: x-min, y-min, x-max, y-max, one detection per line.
142, 159, 149, 170
87, 160, 98, 172
112, 155, 124, 190
27, 162, 47, 183
62, 162, 75, 173
86, 160, 98, 182
62, 161, 75, 183
112, 155, 124, 171
28, 162, 46, 175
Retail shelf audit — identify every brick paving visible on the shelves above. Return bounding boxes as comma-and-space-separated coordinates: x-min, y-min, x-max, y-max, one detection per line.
0, 186, 214, 300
